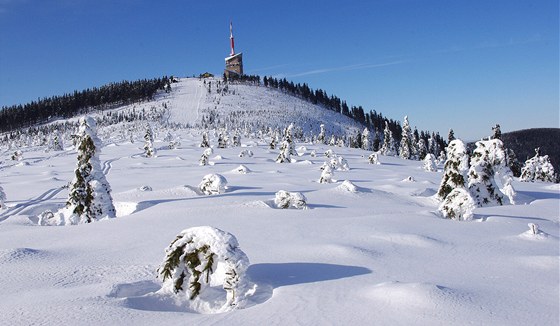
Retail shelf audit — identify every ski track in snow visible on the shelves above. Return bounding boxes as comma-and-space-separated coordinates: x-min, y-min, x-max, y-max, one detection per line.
0, 186, 65, 222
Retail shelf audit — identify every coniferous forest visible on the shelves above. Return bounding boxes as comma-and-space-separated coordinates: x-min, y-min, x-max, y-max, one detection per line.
0, 77, 173, 133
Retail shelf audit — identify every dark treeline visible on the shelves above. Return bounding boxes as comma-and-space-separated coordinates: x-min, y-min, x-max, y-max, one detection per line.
261, 75, 446, 151
0, 76, 173, 133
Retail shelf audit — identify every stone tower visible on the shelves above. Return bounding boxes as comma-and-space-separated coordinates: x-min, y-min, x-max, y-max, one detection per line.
224, 21, 243, 78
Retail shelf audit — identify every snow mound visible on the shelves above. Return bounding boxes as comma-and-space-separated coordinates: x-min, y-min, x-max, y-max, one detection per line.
366, 281, 470, 311
114, 202, 139, 217
108, 280, 161, 298
232, 165, 251, 174
370, 233, 447, 248
335, 180, 360, 193
519, 223, 551, 241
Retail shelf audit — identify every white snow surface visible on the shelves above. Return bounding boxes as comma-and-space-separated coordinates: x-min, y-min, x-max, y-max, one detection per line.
0, 78, 558, 325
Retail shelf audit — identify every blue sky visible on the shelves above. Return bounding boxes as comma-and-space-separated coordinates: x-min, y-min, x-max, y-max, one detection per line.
0, 0, 557, 140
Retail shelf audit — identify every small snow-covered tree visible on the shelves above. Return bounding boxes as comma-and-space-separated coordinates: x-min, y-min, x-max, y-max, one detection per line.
380, 121, 396, 156
319, 164, 334, 183
330, 155, 349, 171
329, 135, 336, 146
199, 174, 227, 195
232, 129, 241, 147
362, 128, 371, 151
467, 139, 507, 206
317, 124, 326, 144
417, 139, 427, 160
437, 139, 469, 201
438, 188, 476, 221
238, 149, 253, 158
44, 116, 116, 225
143, 123, 156, 157
157, 226, 250, 308
274, 190, 307, 209
368, 152, 380, 165
11, 150, 22, 161
447, 129, 455, 143
200, 131, 210, 148
276, 141, 291, 163
284, 123, 296, 156
0, 184, 6, 209
199, 148, 213, 166
217, 130, 228, 149
51, 131, 64, 151
423, 153, 437, 172
399, 115, 415, 160
520, 148, 556, 183
491, 124, 502, 140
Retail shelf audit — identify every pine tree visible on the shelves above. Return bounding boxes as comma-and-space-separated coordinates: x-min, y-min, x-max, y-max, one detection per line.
437, 139, 469, 201
399, 115, 414, 160
447, 129, 455, 143
362, 128, 371, 151
380, 121, 396, 156
143, 123, 156, 157
491, 124, 502, 140
276, 141, 291, 163
200, 131, 210, 148
467, 139, 507, 206
317, 124, 326, 144
520, 148, 556, 183
65, 116, 116, 224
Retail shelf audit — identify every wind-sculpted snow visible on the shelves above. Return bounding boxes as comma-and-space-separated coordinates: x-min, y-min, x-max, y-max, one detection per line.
0, 102, 558, 324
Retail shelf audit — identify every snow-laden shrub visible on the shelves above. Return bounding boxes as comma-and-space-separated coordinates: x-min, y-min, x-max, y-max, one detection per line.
11, 150, 22, 161
310, 150, 317, 157
403, 176, 415, 182
157, 226, 250, 309
339, 180, 358, 193
274, 190, 307, 209
468, 139, 507, 206
0, 184, 6, 209
368, 152, 380, 165
438, 188, 476, 221
423, 153, 437, 172
199, 174, 228, 195
520, 149, 556, 183
234, 165, 250, 174
238, 149, 253, 158
324, 149, 335, 158
296, 146, 307, 156
330, 155, 349, 171
319, 164, 334, 184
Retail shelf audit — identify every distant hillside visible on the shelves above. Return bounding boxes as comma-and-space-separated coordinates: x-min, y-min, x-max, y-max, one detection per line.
501, 128, 560, 173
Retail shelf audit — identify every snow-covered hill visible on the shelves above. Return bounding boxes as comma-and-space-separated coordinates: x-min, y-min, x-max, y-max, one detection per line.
0, 79, 558, 325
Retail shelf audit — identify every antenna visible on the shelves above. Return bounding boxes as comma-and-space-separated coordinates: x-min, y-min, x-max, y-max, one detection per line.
229, 21, 235, 56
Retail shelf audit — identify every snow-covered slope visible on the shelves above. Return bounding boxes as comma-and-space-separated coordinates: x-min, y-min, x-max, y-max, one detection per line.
0, 80, 558, 325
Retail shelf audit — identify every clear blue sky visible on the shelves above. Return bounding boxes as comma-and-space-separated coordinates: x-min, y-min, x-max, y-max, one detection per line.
0, 0, 558, 140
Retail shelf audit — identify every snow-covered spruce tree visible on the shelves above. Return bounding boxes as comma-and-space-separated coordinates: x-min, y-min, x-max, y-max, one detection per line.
0, 184, 6, 209
143, 123, 156, 157
417, 138, 428, 160
520, 148, 556, 183
491, 124, 502, 140
232, 130, 241, 147
199, 148, 213, 166
276, 141, 291, 163
284, 123, 296, 156
447, 129, 456, 143
57, 116, 116, 225
438, 188, 476, 221
362, 128, 371, 151
269, 134, 276, 149
157, 226, 250, 309
399, 115, 415, 160
437, 139, 469, 201
330, 155, 350, 171
51, 131, 64, 151
467, 139, 507, 206
328, 135, 336, 147
274, 190, 307, 209
11, 150, 22, 161
317, 124, 326, 144
200, 131, 210, 148
217, 130, 228, 149
423, 153, 437, 172
380, 121, 396, 156
199, 174, 227, 195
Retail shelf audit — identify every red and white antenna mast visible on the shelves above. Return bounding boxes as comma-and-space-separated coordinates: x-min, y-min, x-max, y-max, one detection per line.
229, 21, 235, 56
